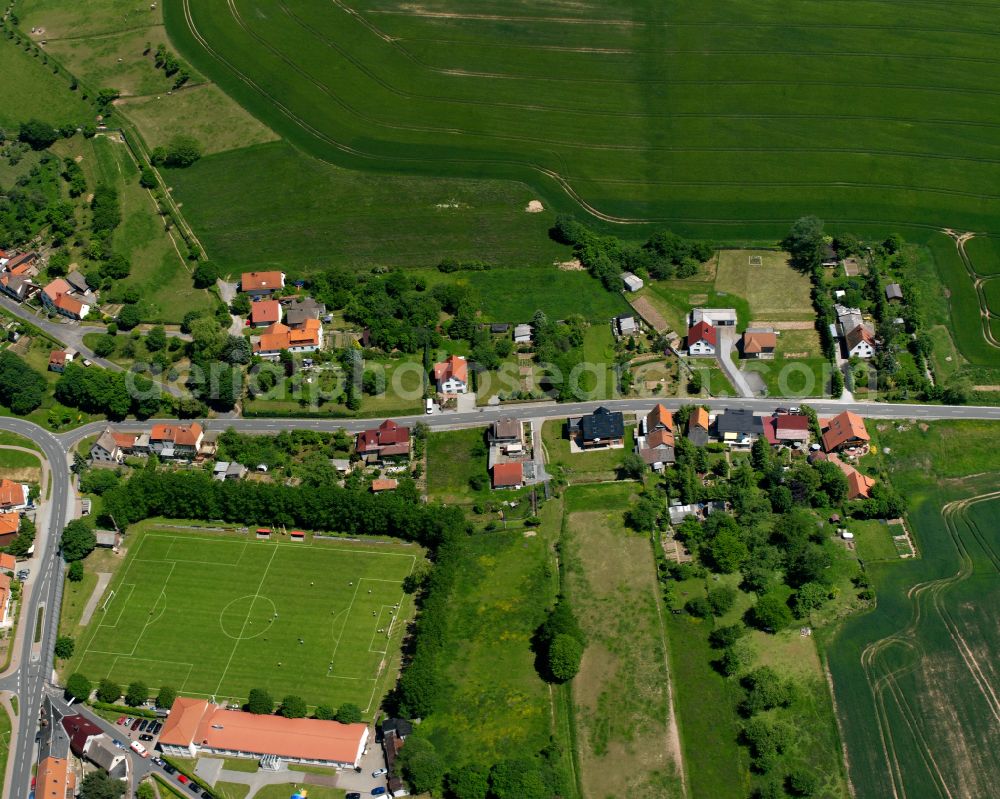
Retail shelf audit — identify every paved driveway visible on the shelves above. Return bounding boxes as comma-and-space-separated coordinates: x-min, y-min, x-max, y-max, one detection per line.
716, 327, 755, 398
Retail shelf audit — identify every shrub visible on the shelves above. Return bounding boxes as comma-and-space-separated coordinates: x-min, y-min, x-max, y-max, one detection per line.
547, 634, 583, 682
54, 636, 75, 659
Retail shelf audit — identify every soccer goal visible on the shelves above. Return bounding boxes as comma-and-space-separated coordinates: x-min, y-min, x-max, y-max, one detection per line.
101, 590, 116, 611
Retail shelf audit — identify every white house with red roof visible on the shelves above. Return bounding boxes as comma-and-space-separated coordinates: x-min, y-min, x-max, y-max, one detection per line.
686, 321, 717, 356
41, 278, 91, 320
433, 354, 468, 394
240, 271, 285, 297
356, 419, 411, 462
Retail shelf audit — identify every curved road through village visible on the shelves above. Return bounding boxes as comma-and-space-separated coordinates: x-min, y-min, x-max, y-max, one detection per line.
1, 397, 1000, 797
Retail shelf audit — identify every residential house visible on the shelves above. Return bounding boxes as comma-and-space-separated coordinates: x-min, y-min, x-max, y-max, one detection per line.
48, 349, 73, 373
821, 243, 839, 268
240, 270, 285, 297
835, 304, 864, 336
489, 322, 510, 335
0, 553, 15, 573
885, 283, 903, 303
845, 324, 876, 359
741, 330, 777, 359
569, 406, 625, 449
65, 269, 90, 294
84, 735, 128, 779
282, 297, 326, 328
90, 428, 127, 464
490, 417, 523, 446
621, 271, 644, 292
822, 411, 870, 452
690, 308, 737, 327
34, 756, 75, 799
762, 413, 811, 447
715, 409, 764, 447
371, 479, 398, 493
0, 514, 19, 548
159, 698, 369, 768
4, 251, 38, 275
491, 461, 523, 489
514, 323, 532, 344
149, 423, 204, 459
614, 315, 639, 338
356, 420, 411, 463
668, 502, 703, 526
686, 321, 717, 356
0, 273, 33, 301
381, 718, 412, 798
250, 299, 282, 327
0, 478, 29, 512
432, 354, 468, 394
637, 428, 675, 470
829, 455, 876, 499
0, 573, 11, 626
41, 278, 91, 320
253, 319, 323, 358
687, 407, 710, 446
62, 714, 103, 758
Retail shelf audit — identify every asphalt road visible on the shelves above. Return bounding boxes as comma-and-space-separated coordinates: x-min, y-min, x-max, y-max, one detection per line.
2, 397, 999, 796
0, 420, 71, 799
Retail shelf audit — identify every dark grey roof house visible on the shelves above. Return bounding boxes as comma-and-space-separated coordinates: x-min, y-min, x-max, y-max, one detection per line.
578, 406, 625, 445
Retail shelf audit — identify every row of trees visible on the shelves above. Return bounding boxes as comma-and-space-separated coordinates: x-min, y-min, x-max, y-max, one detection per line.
242, 687, 363, 722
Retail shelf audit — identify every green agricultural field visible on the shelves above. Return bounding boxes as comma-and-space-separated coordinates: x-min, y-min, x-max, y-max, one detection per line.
426, 267, 629, 324
162, 0, 1000, 240
826, 420, 1000, 799
964, 236, 1000, 276
0, 36, 91, 129
982, 277, 1000, 316
563, 484, 683, 798
164, 141, 567, 274
69, 527, 419, 713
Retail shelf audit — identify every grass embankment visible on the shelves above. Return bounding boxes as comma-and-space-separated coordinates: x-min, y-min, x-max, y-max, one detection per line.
826, 420, 1000, 799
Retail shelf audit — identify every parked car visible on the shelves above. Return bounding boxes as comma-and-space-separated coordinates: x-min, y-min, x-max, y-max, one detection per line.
124, 718, 134, 727
177, 775, 189, 785
112, 739, 126, 750
116, 716, 126, 725
774, 407, 788, 414
372, 769, 387, 778
16, 570, 28, 581
130, 719, 143, 731
346, 794, 361, 799
137, 720, 149, 732
139, 734, 154, 742
371, 789, 386, 797
129, 741, 149, 758
788, 406, 801, 414
187, 783, 200, 794
152, 757, 165, 767
163, 765, 177, 775
149, 722, 162, 734
202, 792, 213, 799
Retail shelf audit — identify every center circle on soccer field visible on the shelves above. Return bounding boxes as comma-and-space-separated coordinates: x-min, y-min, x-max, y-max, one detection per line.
219, 595, 277, 640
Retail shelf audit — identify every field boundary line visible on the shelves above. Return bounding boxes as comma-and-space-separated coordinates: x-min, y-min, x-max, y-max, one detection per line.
98, 584, 136, 629
213, 544, 278, 697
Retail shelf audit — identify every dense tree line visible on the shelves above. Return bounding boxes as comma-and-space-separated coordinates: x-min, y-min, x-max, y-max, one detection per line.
0, 351, 46, 414
552, 215, 713, 290
0, 151, 66, 248
54, 362, 162, 420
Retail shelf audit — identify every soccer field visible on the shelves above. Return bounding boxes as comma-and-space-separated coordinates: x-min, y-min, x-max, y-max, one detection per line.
71, 530, 418, 713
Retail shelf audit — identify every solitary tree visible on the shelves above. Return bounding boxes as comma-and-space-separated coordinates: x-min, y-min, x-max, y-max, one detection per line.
547, 634, 583, 682
79, 770, 125, 799
749, 593, 793, 632
54, 636, 75, 659
156, 685, 177, 710
245, 688, 273, 715
278, 695, 308, 718
65, 673, 92, 703
125, 681, 148, 707
61, 519, 96, 562
18, 118, 59, 150
96, 678, 121, 704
